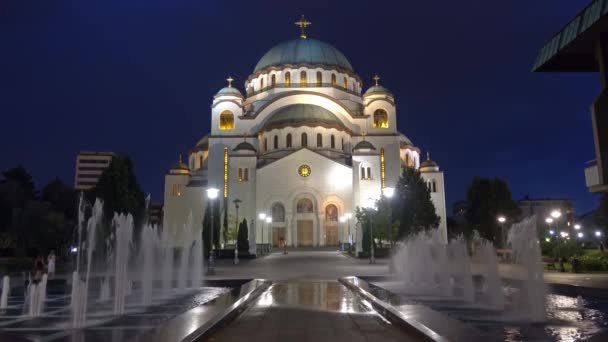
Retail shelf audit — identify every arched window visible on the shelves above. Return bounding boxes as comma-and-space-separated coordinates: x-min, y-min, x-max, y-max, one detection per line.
300, 71, 307, 86
341, 137, 344, 151
317, 133, 323, 147
331, 74, 336, 86
301, 133, 308, 147
373, 109, 389, 128
199, 156, 204, 169
330, 135, 335, 149
343, 77, 347, 89
219, 110, 235, 130
190, 158, 194, 170
360, 167, 366, 180
297, 198, 314, 213
367, 167, 372, 180
316, 71, 322, 86
263, 137, 267, 152
325, 204, 338, 222
286, 133, 292, 148
260, 78, 264, 90
285, 72, 291, 87
272, 203, 285, 222
271, 74, 276, 87
274, 135, 278, 149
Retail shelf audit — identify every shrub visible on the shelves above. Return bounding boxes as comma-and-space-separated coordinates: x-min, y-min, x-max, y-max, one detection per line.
577, 254, 608, 272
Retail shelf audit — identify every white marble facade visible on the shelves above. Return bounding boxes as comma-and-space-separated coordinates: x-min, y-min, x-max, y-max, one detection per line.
164, 32, 447, 249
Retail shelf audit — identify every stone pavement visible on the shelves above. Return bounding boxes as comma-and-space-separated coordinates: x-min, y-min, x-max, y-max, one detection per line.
205, 281, 418, 342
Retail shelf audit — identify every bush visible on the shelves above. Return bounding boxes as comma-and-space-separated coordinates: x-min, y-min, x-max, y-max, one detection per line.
549, 240, 582, 260
237, 219, 249, 253
577, 254, 608, 272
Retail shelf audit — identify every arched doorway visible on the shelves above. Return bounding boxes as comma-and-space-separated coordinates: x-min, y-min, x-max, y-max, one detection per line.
296, 198, 314, 247
325, 204, 339, 246
271, 203, 286, 247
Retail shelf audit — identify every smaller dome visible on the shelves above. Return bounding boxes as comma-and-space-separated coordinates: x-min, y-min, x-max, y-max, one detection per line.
364, 85, 392, 96
420, 159, 438, 168
172, 159, 189, 171
233, 141, 257, 152
420, 152, 440, 172
352, 140, 376, 151
215, 86, 243, 97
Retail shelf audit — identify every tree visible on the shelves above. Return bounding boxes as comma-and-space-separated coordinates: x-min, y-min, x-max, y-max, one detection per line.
0, 166, 36, 232
594, 193, 608, 231
202, 200, 221, 257
355, 207, 374, 253
464, 177, 520, 244
237, 219, 249, 253
393, 167, 440, 239
41, 178, 76, 220
88, 156, 145, 225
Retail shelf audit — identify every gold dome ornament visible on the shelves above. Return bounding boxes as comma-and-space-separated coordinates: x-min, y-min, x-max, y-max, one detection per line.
295, 15, 311, 39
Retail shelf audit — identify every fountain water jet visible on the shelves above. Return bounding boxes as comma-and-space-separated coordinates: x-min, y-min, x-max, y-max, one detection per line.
112, 213, 133, 315
1, 275, 9, 308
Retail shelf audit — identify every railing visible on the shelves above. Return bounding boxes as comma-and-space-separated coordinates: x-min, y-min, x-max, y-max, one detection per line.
246, 82, 361, 97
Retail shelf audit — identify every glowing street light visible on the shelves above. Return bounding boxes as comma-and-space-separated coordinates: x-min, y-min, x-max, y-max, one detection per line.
574, 224, 581, 230
384, 187, 395, 198
551, 210, 562, 219
560, 231, 568, 238
497, 216, 507, 248
577, 232, 584, 239
545, 217, 554, 224
596, 230, 603, 238
549, 230, 555, 235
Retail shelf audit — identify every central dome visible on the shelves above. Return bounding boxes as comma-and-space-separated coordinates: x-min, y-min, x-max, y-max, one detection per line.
254, 38, 353, 73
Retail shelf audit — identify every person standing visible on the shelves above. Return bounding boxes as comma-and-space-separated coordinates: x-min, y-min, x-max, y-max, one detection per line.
47, 250, 56, 277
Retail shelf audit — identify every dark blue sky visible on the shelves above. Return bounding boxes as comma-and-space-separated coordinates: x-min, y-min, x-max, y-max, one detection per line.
0, 0, 602, 214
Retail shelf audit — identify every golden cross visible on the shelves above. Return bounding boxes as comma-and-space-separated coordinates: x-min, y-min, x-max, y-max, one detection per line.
373, 74, 380, 86
226, 76, 234, 87
295, 15, 311, 39
426, 151, 431, 160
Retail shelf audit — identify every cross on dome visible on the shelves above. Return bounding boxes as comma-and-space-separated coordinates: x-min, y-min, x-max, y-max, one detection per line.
226, 76, 234, 87
295, 15, 312, 39
373, 74, 380, 86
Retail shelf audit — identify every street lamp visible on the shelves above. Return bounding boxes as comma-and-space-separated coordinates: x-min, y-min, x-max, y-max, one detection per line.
365, 198, 377, 264
574, 224, 581, 230
384, 187, 395, 247
259, 213, 266, 253
233, 198, 242, 265
206, 187, 220, 275
577, 232, 584, 239
497, 216, 507, 249
266, 216, 272, 252
551, 210, 562, 219
549, 230, 555, 235
545, 217, 554, 224
596, 230, 602, 238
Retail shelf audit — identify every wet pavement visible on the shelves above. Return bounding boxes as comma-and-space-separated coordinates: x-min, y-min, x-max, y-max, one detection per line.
206, 281, 419, 342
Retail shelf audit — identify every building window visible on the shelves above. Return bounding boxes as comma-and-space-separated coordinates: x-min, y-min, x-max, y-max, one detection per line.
300, 71, 307, 86
341, 137, 345, 151
360, 167, 365, 180
317, 133, 323, 147
263, 137, 267, 152
331, 74, 336, 86
260, 78, 264, 90
238, 168, 243, 182
238, 168, 249, 182
286, 133, 292, 148
272, 203, 285, 222
219, 110, 235, 130
297, 198, 314, 213
316, 71, 322, 86
330, 135, 335, 149
271, 74, 276, 87
274, 135, 278, 149
190, 159, 194, 170
285, 72, 291, 87
325, 204, 338, 222
171, 184, 182, 196
343, 77, 347, 89
373, 109, 389, 128
301, 133, 308, 147
199, 156, 204, 169
429, 180, 436, 193
367, 167, 372, 180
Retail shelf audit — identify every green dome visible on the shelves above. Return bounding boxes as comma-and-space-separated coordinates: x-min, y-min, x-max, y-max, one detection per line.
262, 104, 346, 131
364, 85, 392, 96
254, 38, 353, 73
216, 86, 243, 97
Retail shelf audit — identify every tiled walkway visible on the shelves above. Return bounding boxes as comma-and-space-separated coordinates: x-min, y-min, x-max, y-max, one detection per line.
206, 282, 419, 342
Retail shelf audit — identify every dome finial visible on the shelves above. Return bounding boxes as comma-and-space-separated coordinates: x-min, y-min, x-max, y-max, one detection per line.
426, 151, 430, 160
179, 154, 183, 163
373, 74, 380, 86
226, 76, 234, 88
295, 15, 312, 39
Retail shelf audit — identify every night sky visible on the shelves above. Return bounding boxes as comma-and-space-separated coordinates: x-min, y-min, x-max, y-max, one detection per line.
0, 1, 602, 214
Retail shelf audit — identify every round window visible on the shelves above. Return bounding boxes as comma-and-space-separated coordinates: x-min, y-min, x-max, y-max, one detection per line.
298, 164, 311, 178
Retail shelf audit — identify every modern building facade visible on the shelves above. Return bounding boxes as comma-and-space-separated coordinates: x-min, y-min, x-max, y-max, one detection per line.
534, 0, 608, 193
74, 151, 114, 190
163, 20, 448, 249
518, 196, 574, 232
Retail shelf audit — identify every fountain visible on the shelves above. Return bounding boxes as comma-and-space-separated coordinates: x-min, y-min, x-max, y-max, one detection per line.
25, 274, 47, 316
1, 275, 9, 308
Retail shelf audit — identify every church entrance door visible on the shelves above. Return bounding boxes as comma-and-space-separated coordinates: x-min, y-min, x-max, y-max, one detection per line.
326, 224, 338, 246
272, 227, 286, 247
297, 220, 313, 247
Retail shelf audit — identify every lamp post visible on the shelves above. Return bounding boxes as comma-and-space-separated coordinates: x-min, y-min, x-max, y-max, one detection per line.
384, 187, 395, 247
258, 213, 266, 254
497, 216, 507, 249
233, 198, 242, 265
366, 198, 377, 264
266, 216, 272, 253
206, 187, 220, 275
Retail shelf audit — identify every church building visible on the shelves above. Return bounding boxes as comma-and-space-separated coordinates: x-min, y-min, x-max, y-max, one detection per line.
163, 17, 447, 251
